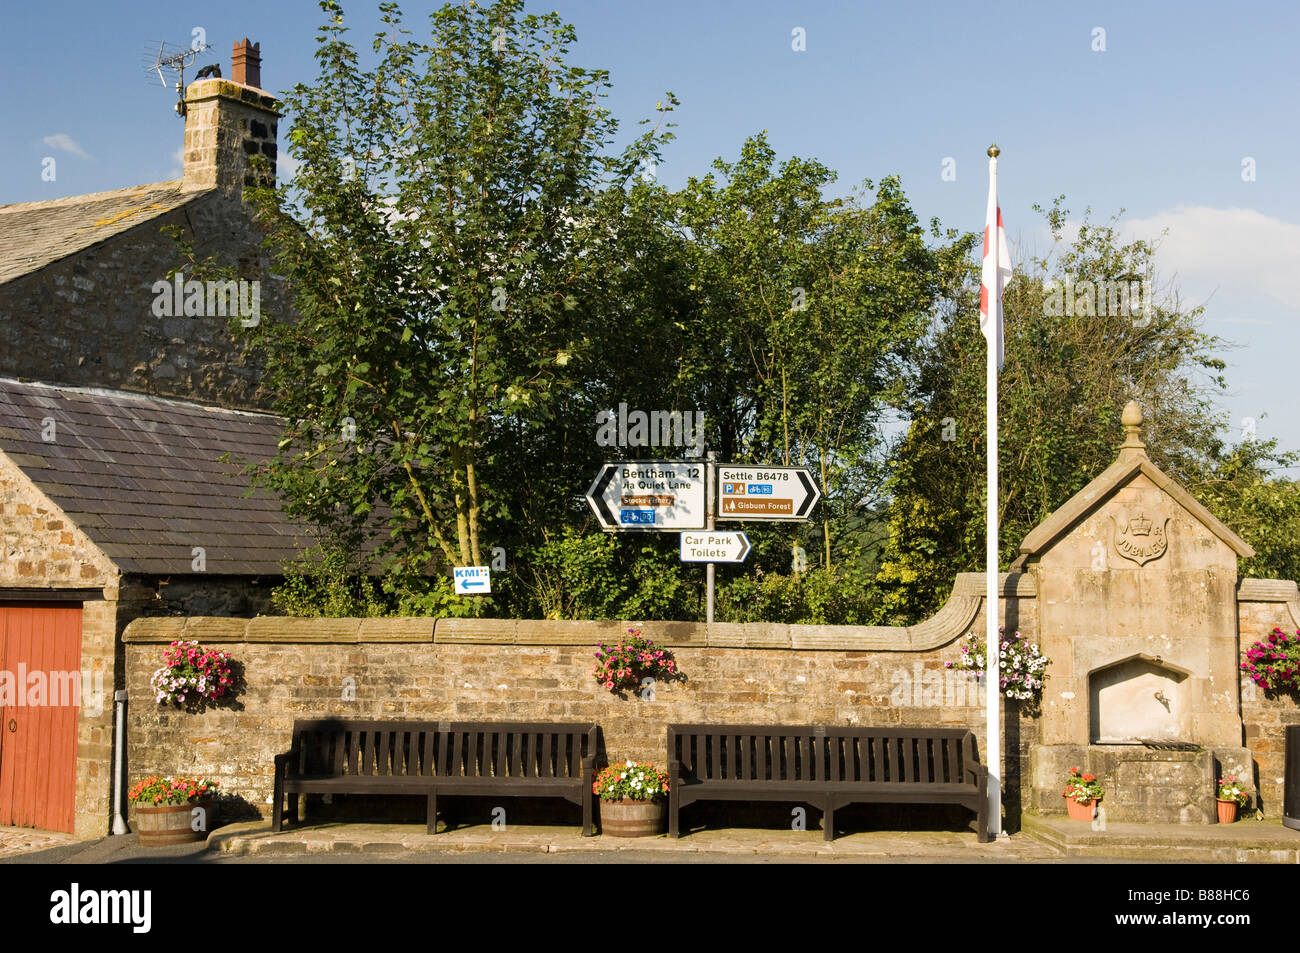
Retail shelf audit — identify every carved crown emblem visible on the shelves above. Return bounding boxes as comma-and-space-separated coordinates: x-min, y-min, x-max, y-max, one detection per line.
1125, 513, 1153, 536
1111, 510, 1169, 566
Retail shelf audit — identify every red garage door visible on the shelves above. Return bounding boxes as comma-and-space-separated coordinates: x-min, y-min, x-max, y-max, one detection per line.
0, 604, 83, 832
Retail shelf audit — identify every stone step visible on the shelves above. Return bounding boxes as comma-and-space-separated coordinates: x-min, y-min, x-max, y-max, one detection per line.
1021, 814, 1300, 863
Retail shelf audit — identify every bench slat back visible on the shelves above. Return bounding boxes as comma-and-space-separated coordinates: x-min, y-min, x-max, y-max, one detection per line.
289, 720, 594, 780
668, 725, 980, 786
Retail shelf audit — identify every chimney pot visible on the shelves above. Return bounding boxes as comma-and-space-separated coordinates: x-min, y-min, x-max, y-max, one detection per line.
182, 38, 279, 195
232, 38, 261, 89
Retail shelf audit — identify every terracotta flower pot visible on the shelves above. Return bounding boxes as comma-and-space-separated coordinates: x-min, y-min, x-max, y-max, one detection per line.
134, 798, 214, 846
1216, 798, 1239, 824
599, 798, 665, 837
1065, 796, 1097, 822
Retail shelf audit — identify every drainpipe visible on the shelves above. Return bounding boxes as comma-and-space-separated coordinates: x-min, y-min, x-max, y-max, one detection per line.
111, 689, 129, 835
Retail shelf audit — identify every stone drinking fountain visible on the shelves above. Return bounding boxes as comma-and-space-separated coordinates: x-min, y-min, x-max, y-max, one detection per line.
1019, 402, 1254, 823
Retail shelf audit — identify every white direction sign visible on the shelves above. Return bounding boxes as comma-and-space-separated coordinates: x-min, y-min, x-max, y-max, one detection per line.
717, 466, 821, 521
680, 531, 751, 563
453, 566, 491, 594
586, 461, 707, 531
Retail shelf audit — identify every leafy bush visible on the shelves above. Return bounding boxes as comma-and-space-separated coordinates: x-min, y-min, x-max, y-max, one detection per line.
716, 565, 878, 624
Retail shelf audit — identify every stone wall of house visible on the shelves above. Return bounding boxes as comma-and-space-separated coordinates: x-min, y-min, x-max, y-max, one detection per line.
0, 451, 118, 588
0, 451, 119, 836
122, 574, 279, 619
0, 453, 286, 835
122, 588, 1042, 834
1238, 587, 1300, 814
0, 190, 286, 411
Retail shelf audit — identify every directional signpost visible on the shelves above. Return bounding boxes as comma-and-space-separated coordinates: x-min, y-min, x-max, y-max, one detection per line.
679, 531, 750, 563
717, 466, 821, 521
583, 456, 821, 624
585, 461, 707, 532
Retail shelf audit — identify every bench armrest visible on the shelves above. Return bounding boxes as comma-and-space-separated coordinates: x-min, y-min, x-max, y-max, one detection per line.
965, 761, 988, 790
274, 750, 299, 780
668, 759, 682, 784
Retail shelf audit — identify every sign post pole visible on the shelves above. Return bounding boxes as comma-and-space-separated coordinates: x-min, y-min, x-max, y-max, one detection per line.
705, 450, 716, 624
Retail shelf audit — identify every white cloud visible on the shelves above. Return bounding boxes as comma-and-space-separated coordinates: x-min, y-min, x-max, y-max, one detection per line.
171, 145, 184, 178
1120, 206, 1300, 315
277, 151, 300, 181
42, 133, 92, 160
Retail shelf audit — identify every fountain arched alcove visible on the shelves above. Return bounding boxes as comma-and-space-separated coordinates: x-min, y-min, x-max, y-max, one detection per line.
1089, 654, 1191, 745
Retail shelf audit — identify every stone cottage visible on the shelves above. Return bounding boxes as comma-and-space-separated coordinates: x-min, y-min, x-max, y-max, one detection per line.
0, 40, 309, 836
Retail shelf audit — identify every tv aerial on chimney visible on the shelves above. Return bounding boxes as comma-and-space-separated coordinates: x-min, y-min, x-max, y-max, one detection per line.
143, 40, 219, 117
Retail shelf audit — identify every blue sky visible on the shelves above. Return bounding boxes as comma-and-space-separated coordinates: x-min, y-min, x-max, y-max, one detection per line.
3, 0, 1297, 469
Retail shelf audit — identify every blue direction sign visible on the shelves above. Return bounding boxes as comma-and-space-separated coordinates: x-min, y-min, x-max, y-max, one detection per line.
453, 566, 491, 595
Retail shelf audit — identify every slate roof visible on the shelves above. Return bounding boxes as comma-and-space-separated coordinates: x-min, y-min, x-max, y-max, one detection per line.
0, 377, 312, 575
0, 181, 197, 286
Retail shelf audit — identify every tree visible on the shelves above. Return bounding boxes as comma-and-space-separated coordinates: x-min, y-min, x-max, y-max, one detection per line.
874, 198, 1249, 623
241, 0, 675, 585
666, 134, 953, 571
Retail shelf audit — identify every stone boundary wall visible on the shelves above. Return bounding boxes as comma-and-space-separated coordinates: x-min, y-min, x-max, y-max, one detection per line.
122, 574, 1038, 830
1237, 579, 1300, 813
119, 574, 1299, 831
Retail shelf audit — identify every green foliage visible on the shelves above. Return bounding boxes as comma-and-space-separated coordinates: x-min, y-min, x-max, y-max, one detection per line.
271, 543, 389, 617
874, 198, 1242, 623
716, 564, 878, 625
235, 6, 1296, 624
1186, 435, 1300, 583
512, 528, 695, 621
242, 0, 675, 580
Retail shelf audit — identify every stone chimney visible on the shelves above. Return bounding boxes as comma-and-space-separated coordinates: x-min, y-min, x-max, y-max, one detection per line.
181, 39, 280, 196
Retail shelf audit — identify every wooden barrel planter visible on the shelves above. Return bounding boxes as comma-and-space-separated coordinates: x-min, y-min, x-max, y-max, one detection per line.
600, 798, 665, 837
134, 799, 214, 847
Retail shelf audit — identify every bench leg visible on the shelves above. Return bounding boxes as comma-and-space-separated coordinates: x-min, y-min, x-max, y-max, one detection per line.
427, 792, 438, 835
271, 778, 283, 833
669, 790, 680, 838
977, 795, 990, 843
582, 790, 593, 837
288, 794, 299, 829
823, 799, 834, 842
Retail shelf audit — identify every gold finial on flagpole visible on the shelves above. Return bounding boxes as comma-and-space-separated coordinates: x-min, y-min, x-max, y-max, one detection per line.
988, 143, 1000, 158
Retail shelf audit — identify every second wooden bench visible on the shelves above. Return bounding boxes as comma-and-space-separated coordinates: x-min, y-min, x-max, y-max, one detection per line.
667, 724, 990, 842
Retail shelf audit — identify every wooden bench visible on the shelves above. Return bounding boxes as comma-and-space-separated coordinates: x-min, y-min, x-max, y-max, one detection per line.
667, 724, 989, 842
272, 719, 597, 835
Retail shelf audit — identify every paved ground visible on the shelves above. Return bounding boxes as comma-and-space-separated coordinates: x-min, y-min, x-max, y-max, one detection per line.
3, 815, 1296, 864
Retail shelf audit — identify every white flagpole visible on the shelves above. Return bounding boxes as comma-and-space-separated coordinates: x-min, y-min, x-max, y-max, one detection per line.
985, 143, 1002, 837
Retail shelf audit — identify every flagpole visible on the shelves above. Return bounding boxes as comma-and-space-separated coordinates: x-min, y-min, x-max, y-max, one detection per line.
985, 143, 1002, 837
